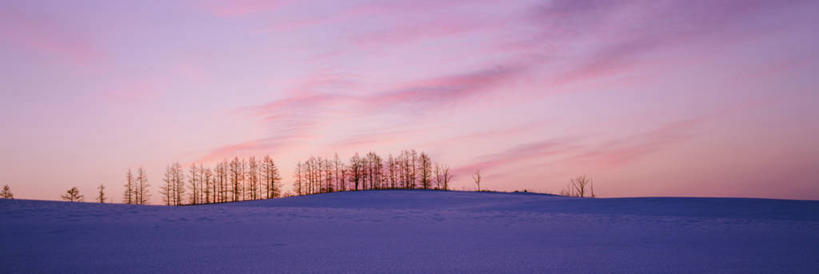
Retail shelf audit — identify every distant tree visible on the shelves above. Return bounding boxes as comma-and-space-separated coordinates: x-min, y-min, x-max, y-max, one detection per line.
135, 167, 150, 205
262, 155, 281, 199
203, 167, 213, 204
157, 163, 185, 205
197, 164, 206, 204
419, 152, 432, 189
96, 184, 106, 203
229, 157, 241, 202
215, 161, 227, 203
188, 165, 200, 205
410, 150, 418, 189
62, 187, 83, 202
324, 158, 333, 192
160, 165, 173, 206
123, 169, 134, 204
349, 153, 363, 191
472, 169, 482, 191
441, 165, 453, 191
387, 155, 397, 189
173, 163, 185, 205
434, 164, 444, 190
295, 162, 303, 196
1, 185, 13, 199
249, 156, 261, 200
333, 153, 342, 192
561, 175, 595, 198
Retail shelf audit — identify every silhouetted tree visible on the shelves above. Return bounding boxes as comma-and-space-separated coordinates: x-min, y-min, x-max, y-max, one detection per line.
387, 155, 397, 189
215, 160, 228, 203
350, 153, 363, 191
419, 152, 432, 189
561, 175, 595, 198
188, 165, 200, 205
367, 152, 383, 190
173, 163, 185, 205
248, 156, 259, 200
230, 157, 242, 202
123, 169, 134, 204
295, 162, 304, 195
160, 165, 172, 205
135, 167, 150, 205
62, 187, 83, 202
442, 165, 453, 190
262, 155, 281, 199
324, 158, 333, 192
334, 153, 342, 192
204, 167, 213, 204
289, 150, 450, 195
1, 185, 14, 199
472, 169, 481, 191
96, 184, 106, 203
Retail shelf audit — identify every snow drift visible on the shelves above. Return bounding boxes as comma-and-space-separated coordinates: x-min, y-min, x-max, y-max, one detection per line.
2, 190, 818, 273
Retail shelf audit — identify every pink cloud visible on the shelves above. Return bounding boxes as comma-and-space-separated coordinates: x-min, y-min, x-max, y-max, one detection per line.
452, 117, 707, 180
101, 81, 161, 105
0, 9, 105, 66
566, 118, 704, 169
248, 60, 531, 119
452, 136, 584, 177
205, 0, 282, 17
353, 18, 481, 46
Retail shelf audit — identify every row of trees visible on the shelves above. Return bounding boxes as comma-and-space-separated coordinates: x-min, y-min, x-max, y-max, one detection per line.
159, 155, 282, 206
4, 159, 598, 205
560, 175, 596, 198
293, 150, 454, 195
123, 168, 150, 205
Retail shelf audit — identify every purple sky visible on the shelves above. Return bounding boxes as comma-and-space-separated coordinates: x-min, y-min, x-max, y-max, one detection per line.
2, 0, 818, 202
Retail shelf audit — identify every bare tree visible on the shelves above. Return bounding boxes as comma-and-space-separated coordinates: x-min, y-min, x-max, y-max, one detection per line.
123, 169, 134, 204
248, 156, 259, 200
324, 158, 333, 192
419, 152, 432, 189
230, 157, 241, 202
62, 187, 83, 202
561, 175, 595, 198
387, 155, 397, 189
262, 155, 281, 199
295, 162, 303, 196
96, 184, 106, 203
472, 169, 482, 191
135, 167, 150, 205
188, 165, 199, 205
216, 160, 228, 203
409, 150, 418, 189
203, 167, 213, 204
173, 162, 185, 205
160, 165, 173, 205
1, 185, 14, 199
432, 163, 455, 190
350, 153, 363, 191
334, 153, 342, 192
441, 165, 453, 191
160, 163, 185, 206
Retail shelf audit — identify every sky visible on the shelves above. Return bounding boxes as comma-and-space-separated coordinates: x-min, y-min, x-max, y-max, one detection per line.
1, 0, 818, 203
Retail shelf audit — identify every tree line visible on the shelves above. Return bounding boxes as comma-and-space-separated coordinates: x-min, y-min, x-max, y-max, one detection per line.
159, 155, 282, 206
3, 153, 598, 204
293, 149, 454, 195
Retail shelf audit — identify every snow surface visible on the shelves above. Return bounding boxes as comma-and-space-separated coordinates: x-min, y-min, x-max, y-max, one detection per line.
2, 190, 818, 273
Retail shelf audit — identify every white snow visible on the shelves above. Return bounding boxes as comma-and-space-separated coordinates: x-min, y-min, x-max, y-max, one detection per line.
2, 190, 818, 273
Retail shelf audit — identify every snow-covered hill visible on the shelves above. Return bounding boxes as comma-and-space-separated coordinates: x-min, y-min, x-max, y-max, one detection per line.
2, 190, 818, 273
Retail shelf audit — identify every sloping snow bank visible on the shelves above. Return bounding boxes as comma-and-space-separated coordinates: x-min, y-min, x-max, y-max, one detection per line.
2, 190, 818, 273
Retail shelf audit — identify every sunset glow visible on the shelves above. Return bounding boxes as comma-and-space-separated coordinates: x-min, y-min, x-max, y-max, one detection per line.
2, 0, 818, 202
